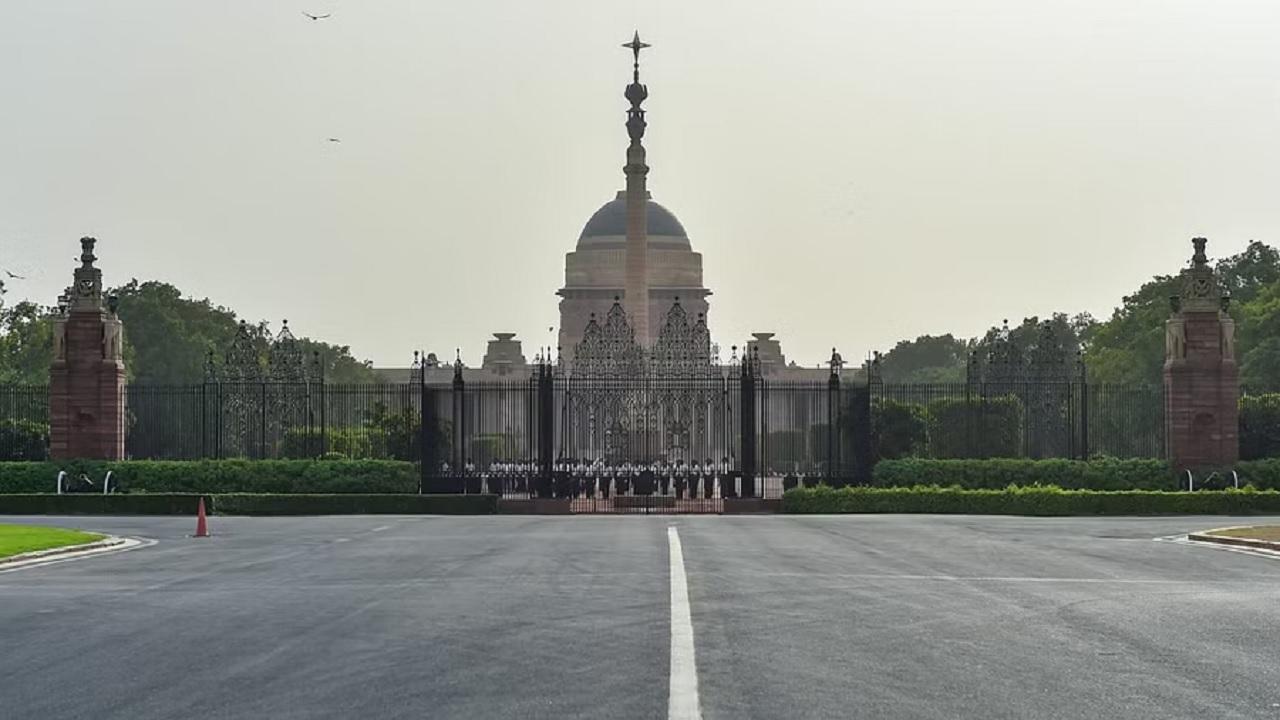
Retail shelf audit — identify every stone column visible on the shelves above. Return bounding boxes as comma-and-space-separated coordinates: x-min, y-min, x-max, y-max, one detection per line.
1163, 237, 1239, 474
49, 237, 126, 460
622, 32, 652, 347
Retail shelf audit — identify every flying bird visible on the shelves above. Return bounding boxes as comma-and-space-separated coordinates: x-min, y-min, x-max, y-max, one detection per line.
3, 270, 24, 280
302, 12, 331, 20
327, 138, 341, 143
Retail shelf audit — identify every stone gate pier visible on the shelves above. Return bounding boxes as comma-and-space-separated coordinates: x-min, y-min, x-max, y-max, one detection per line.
49, 237, 126, 460
1164, 237, 1239, 474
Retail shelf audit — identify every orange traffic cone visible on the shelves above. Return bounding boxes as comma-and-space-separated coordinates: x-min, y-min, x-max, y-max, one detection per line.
194, 497, 209, 538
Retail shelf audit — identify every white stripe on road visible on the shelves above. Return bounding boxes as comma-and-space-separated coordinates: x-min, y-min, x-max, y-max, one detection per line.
667, 526, 702, 720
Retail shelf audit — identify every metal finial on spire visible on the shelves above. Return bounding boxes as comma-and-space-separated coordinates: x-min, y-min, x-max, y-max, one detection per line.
622, 31, 650, 68
623, 32, 651, 144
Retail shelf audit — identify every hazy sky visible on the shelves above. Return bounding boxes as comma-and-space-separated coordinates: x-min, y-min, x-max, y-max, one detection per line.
3, 0, 1279, 369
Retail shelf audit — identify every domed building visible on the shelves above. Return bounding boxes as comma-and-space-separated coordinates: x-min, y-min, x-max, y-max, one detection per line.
557, 34, 711, 362
557, 191, 710, 360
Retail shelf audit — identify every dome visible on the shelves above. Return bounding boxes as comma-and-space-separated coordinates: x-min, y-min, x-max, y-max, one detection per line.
577, 191, 690, 249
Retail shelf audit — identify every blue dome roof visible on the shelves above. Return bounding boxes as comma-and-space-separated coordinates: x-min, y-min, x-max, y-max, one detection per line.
577, 192, 689, 248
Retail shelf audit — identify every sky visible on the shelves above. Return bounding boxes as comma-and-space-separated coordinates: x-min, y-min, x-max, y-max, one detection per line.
2, 0, 1279, 369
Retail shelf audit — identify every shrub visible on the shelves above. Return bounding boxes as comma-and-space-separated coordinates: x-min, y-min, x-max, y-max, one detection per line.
0, 493, 208, 515
0, 493, 494, 515
871, 457, 1174, 490
0, 420, 49, 461
1240, 394, 1280, 460
872, 399, 926, 460
926, 395, 1023, 458
783, 484, 1280, 515
280, 427, 389, 460
1237, 459, 1280, 489
210, 493, 495, 515
0, 460, 417, 494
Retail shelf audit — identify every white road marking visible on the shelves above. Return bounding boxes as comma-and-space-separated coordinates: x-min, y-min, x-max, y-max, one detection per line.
1159, 534, 1280, 561
0, 537, 155, 574
667, 526, 702, 720
734, 571, 1222, 585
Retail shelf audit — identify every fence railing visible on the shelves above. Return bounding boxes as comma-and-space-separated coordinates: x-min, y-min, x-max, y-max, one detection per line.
1, 379, 1271, 464
871, 381, 1166, 460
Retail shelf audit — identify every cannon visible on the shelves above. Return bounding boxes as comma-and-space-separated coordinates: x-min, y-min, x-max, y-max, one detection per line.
56, 470, 120, 495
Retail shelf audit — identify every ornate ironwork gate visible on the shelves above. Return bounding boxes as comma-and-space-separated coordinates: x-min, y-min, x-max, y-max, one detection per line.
419, 299, 873, 513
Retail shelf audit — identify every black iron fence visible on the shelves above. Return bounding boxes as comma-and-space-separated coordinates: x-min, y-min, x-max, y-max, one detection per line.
871, 382, 1165, 460
0, 385, 49, 461
10, 376, 1274, 470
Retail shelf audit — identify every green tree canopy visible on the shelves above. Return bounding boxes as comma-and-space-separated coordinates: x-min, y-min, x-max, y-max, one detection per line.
0, 278, 380, 384
0, 285, 55, 384
1086, 241, 1280, 386
876, 334, 970, 383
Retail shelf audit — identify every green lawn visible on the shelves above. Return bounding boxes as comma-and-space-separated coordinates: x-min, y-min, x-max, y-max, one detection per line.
0, 524, 105, 560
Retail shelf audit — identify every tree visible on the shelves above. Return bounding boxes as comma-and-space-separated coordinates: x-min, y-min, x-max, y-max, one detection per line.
111, 280, 242, 383
971, 313, 1094, 376
876, 334, 969, 383
0, 278, 381, 384
0, 300, 55, 384
296, 338, 380, 384
110, 280, 383, 384
1085, 240, 1280, 385
1238, 277, 1280, 388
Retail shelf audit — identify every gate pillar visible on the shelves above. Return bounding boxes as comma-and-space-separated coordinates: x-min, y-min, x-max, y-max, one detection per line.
1164, 238, 1239, 474
49, 238, 126, 460
738, 349, 758, 498
536, 361, 555, 498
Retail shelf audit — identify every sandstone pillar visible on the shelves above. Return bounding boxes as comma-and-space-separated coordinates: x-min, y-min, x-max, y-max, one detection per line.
1163, 237, 1239, 474
49, 237, 126, 460
622, 31, 651, 347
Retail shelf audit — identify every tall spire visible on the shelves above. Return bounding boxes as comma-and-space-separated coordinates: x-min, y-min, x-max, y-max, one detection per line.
621, 31, 652, 346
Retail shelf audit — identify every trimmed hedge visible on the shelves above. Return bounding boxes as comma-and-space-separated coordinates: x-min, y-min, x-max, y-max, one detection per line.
0, 460, 417, 494
0, 493, 495, 515
1238, 459, 1280, 489
0, 493, 208, 515
869, 458, 1280, 491
926, 396, 1023, 458
210, 493, 496, 515
871, 457, 1174, 490
783, 485, 1280, 515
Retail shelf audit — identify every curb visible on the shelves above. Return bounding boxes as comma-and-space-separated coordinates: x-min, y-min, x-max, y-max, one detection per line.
1187, 530, 1280, 553
0, 536, 128, 568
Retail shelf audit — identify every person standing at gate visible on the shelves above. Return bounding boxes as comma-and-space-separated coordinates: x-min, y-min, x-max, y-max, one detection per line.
617, 460, 631, 495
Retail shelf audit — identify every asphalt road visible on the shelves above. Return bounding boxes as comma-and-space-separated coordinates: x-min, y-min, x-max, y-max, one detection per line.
2, 514, 1279, 719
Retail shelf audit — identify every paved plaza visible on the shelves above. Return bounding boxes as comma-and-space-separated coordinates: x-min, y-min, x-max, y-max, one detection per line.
2, 514, 1279, 719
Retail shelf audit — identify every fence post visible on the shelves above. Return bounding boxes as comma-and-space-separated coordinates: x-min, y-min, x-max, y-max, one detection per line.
316, 351, 327, 458
420, 358, 438, 494
537, 361, 555, 496
739, 352, 757, 498
851, 384, 873, 485
259, 380, 267, 460
827, 362, 839, 484
452, 355, 465, 489
1079, 356, 1089, 461
201, 380, 208, 459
